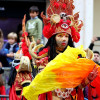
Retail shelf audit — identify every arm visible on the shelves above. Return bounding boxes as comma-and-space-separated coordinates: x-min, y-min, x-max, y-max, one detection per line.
0, 43, 9, 57
89, 43, 94, 50
89, 37, 97, 50
15, 45, 19, 52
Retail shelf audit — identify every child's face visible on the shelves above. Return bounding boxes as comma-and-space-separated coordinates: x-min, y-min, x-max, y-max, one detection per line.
8, 38, 16, 45
30, 12, 38, 18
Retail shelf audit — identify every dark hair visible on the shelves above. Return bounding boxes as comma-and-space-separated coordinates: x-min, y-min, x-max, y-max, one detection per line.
41, 34, 75, 61
29, 6, 39, 13
93, 51, 100, 55
18, 30, 23, 37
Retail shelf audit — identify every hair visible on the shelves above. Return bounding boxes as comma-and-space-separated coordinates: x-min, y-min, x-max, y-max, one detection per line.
0, 29, 3, 39
0, 29, 4, 49
29, 6, 39, 13
7, 32, 17, 41
18, 30, 23, 37
93, 51, 100, 55
41, 34, 75, 61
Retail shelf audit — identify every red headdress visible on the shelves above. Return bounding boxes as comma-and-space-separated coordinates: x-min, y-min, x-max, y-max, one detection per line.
41, 0, 83, 43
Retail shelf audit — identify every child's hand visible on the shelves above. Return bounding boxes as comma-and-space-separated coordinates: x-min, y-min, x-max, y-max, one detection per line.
7, 53, 14, 57
36, 39, 41, 44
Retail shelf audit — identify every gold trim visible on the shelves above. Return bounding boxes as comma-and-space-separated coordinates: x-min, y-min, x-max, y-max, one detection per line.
55, 27, 71, 35
29, 42, 48, 59
21, 80, 31, 85
15, 88, 22, 91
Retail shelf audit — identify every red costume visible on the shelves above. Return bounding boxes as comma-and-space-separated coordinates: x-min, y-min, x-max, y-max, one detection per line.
22, 0, 98, 100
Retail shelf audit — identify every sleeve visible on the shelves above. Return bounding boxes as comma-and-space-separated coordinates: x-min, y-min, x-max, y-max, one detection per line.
15, 45, 19, 52
0, 43, 9, 57
89, 43, 94, 50
37, 19, 43, 40
2, 48, 9, 57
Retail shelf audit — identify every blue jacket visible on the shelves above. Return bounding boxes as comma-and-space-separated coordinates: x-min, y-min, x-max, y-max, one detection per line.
0, 42, 19, 66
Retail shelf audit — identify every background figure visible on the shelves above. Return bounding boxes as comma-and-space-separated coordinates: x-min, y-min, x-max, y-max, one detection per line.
18, 30, 24, 43
1, 32, 19, 67
93, 51, 100, 65
26, 6, 42, 44
0, 29, 9, 67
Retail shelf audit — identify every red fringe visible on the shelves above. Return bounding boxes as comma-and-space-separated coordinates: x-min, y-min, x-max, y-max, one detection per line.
21, 39, 32, 60
9, 85, 22, 100
77, 87, 84, 100
38, 92, 52, 100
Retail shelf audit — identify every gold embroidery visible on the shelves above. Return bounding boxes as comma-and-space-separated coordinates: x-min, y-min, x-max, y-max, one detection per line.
55, 27, 71, 34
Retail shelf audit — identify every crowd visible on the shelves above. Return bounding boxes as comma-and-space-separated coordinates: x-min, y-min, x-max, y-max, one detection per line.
0, 2, 100, 100
0, 5, 42, 100
0, 6, 42, 67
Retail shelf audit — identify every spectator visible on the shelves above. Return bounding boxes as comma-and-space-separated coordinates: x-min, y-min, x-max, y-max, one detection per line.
26, 6, 42, 44
1, 32, 19, 66
0, 29, 10, 67
93, 51, 100, 65
18, 30, 24, 42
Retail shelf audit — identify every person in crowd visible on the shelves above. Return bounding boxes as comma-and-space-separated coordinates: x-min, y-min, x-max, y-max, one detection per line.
1, 32, 19, 66
26, 6, 42, 44
93, 51, 100, 65
0, 29, 9, 67
18, 30, 24, 43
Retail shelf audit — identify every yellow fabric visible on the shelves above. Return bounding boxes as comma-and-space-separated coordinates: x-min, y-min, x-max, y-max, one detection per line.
22, 45, 98, 100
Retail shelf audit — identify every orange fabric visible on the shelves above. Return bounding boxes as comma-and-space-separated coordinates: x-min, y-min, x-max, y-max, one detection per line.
52, 58, 99, 88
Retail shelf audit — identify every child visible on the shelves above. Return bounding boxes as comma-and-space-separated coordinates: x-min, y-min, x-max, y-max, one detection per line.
18, 30, 24, 42
26, 6, 43, 44
2, 32, 19, 66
